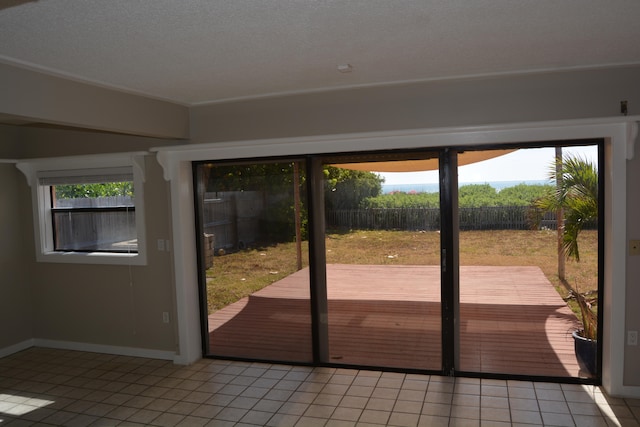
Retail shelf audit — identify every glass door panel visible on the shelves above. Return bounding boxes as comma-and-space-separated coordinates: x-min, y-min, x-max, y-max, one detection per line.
195, 161, 312, 363
322, 154, 442, 370
456, 145, 600, 378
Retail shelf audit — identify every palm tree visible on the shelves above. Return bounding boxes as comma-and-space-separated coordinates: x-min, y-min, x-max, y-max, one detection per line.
536, 153, 598, 341
537, 154, 598, 262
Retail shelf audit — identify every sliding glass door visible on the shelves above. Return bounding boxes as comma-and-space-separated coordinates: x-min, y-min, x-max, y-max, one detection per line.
320, 153, 442, 370
455, 144, 601, 379
194, 160, 312, 363
194, 142, 602, 382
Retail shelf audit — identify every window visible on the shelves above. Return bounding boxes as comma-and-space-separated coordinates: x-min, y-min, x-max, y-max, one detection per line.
17, 153, 147, 265
44, 168, 136, 253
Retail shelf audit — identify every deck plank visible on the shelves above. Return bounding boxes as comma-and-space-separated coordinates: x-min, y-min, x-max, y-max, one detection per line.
207, 264, 583, 378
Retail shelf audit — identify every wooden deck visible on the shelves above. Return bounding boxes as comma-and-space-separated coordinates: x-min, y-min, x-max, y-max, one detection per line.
207, 264, 583, 378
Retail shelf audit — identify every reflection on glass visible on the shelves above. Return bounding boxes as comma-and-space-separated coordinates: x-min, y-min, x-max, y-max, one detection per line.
195, 161, 312, 363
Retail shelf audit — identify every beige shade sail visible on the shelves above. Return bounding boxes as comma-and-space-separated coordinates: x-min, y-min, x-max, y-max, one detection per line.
331, 149, 517, 172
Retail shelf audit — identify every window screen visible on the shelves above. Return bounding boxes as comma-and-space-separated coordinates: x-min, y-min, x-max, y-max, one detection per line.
39, 167, 137, 253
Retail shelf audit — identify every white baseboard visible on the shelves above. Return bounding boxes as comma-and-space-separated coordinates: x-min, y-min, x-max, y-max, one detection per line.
0, 339, 35, 358
5, 339, 176, 361
609, 384, 640, 399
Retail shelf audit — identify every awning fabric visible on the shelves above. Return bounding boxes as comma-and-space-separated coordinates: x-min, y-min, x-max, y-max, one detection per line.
332, 149, 516, 172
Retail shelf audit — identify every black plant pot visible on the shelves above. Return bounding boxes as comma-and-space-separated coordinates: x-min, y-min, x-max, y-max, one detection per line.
573, 330, 597, 377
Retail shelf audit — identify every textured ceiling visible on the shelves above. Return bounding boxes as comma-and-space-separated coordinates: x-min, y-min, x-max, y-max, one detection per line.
1, 0, 640, 106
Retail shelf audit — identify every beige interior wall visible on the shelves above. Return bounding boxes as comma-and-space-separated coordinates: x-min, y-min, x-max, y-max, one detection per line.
26, 155, 177, 352
190, 66, 640, 143
0, 163, 34, 350
13, 125, 185, 159
0, 62, 189, 140
625, 151, 640, 385
3, 126, 179, 353
0, 125, 20, 158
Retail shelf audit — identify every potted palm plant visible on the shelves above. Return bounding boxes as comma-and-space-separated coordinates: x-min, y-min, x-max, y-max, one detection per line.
572, 287, 598, 375
536, 152, 599, 376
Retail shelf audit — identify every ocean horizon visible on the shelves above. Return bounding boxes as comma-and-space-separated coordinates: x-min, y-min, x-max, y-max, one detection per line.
382, 179, 550, 194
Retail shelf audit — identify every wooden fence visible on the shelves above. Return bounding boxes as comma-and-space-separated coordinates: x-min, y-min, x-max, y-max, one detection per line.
54, 196, 136, 251
202, 201, 581, 252
55, 195, 133, 208
202, 191, 263, 251
326, 206, 563, 231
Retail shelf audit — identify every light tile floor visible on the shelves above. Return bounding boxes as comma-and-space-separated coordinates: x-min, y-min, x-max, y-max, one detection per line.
0, 348, 639, 426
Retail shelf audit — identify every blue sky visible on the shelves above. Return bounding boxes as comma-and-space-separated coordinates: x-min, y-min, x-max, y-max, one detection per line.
378, 145, 598, 185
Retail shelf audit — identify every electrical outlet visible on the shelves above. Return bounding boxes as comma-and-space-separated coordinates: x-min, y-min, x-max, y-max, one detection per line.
628, 330, 638, 346
157, 239, 165, 251
162, 312, 170, 323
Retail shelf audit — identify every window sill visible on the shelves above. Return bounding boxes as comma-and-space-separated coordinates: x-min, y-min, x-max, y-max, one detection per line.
37, 251, 147, 266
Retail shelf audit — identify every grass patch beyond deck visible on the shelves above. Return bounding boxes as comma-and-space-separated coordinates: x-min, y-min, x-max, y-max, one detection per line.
205, 229, 597, 315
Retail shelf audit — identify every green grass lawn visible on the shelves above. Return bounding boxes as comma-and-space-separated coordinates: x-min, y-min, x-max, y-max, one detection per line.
205, 229, 598, 316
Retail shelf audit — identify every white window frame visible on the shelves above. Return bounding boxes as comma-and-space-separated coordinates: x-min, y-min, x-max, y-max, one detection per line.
17, 152, 148, 265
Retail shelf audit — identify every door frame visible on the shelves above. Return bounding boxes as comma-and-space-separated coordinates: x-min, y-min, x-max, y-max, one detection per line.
154, 116, 637, 396
192, 139, 603, 383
